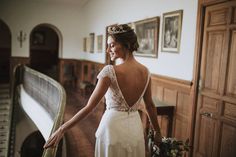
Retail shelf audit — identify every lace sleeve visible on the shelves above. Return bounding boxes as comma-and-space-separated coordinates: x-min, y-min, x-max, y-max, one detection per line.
97, 65, 112, 80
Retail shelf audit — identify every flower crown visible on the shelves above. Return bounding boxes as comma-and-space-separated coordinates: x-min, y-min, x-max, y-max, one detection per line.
107, 24, 133, 34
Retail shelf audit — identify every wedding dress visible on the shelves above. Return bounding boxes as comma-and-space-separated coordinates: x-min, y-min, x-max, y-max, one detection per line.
95, 65, 150, 157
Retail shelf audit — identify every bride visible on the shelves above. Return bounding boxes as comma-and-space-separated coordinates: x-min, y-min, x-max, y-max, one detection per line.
44, 24, 162, 157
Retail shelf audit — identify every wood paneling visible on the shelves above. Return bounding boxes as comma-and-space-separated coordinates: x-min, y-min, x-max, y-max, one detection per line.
174, 117, 189, 141
77, 60, 104, 84
58, 59, 104, 88
58, 59, 77, 87
150, 74, 192, 140
10, 57, 30, 86
10, 57, 29, 73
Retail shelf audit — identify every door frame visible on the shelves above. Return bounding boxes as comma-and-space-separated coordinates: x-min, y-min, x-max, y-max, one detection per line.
191, 0, 229, 156
29, 23, 62, 80
0, 19, 12, 83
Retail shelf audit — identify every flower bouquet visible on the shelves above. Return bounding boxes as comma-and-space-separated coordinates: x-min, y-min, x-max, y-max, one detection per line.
148, 129, 190, 157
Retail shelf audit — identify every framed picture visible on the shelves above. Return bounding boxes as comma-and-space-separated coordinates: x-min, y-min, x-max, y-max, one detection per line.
161, 10, 183, 53
32, 31, 45, 45
134, 17, 159, 58
83, 37, 87, 52
97, 35, 103, 53
89, 33, 95, 53
86, 37, 90, 52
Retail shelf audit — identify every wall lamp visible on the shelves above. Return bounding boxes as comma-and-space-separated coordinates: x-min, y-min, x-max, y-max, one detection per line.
17, 30, 26, 48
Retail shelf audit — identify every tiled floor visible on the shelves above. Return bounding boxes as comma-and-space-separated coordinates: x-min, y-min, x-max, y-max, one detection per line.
64, 88, 105, 157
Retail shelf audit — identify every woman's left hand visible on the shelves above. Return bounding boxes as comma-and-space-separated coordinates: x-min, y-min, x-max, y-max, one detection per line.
44, 126, 65, 149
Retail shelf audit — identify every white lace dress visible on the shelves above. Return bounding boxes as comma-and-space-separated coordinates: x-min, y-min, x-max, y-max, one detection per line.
95, 65, 150, 157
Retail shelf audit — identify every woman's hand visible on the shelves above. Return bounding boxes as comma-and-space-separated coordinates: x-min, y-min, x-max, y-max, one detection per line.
44, 126, 65, 149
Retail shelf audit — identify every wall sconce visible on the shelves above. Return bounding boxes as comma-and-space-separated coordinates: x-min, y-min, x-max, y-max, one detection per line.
17, 30, 26, 48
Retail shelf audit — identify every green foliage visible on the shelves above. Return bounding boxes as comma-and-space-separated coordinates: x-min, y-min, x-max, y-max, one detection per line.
152, 137, 190, 157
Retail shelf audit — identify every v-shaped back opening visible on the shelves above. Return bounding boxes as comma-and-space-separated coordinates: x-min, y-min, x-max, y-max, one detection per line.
111, 66, 150, 108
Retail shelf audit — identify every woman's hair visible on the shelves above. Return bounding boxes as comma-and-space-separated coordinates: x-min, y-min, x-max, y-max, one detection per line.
107, 24, 139, 53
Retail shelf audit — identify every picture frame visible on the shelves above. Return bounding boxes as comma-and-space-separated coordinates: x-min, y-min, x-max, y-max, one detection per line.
83, 37, 87, 52
32, 31, 45, 45
97, 35, 103, 53
133, 17, 159, 58
161, 10, 183, 53
86, 37, 90, 52
89, 33, 95, 53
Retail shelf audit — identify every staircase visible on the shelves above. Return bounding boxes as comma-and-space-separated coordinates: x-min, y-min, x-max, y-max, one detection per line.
0, 84, 11, 157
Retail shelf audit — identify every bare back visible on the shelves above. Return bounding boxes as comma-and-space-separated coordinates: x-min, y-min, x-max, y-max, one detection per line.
113, 61, 149, 107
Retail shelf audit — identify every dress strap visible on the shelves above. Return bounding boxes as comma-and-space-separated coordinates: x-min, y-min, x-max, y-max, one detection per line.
140, 71, 151, 98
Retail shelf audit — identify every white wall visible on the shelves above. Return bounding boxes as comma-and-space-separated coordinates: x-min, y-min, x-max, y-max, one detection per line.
81, 0, 198, 81
0, 0, 85, 59
0, 0, 198, 81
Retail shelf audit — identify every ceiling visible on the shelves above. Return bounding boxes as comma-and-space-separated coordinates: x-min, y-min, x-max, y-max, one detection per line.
38, 0, 90, 7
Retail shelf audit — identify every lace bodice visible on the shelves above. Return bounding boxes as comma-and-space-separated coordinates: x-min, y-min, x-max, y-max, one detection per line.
97, 65, 150, 112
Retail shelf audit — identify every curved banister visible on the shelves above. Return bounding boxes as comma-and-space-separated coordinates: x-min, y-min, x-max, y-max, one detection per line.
11, 65, 66, 157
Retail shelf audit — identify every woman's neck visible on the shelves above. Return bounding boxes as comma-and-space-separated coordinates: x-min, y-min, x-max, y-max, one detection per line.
120, 52, 135, 64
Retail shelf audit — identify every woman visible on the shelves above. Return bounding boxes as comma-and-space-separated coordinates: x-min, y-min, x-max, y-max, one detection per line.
44, 24, 162, 157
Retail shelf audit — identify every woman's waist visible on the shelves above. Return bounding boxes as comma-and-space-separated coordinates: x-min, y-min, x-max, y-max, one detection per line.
106, 105, 139, 113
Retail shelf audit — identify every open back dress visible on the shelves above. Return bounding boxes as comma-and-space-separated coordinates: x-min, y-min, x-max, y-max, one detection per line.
95, 65, 150, 157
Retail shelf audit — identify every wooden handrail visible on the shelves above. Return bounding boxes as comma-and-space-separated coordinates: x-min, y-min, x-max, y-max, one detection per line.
10, 65, 66, 157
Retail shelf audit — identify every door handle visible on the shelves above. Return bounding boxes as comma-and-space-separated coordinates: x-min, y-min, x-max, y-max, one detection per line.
200, 112, 213, 118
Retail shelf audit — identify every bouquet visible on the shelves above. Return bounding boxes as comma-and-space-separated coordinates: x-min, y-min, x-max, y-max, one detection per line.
148, 130, 190, 157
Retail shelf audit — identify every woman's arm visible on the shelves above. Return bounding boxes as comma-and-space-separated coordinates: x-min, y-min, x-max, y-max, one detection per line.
143, 79, 162, 144
44, 77, 110, 148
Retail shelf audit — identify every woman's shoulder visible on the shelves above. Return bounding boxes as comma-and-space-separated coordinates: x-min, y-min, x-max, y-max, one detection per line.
136, 62, 150, 74
115, 61, 149, 76
97, 65, 113, 79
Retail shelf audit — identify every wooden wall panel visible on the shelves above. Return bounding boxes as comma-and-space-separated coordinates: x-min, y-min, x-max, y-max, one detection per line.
175, 93, 192, 140
177, 93, 191, 117
174, 117, 189, 140
163, 88, 177, 106
58, 59, 77, 86
58, 59, 104, 88
10, 57, 30, 80
151, 74, 192, 141
157, 116, 169, 137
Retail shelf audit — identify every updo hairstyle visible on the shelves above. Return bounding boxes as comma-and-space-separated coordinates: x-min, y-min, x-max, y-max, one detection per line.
107, 24, 139, 53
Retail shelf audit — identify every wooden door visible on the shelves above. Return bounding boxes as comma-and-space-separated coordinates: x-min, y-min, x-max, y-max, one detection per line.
194, 1, 236, 157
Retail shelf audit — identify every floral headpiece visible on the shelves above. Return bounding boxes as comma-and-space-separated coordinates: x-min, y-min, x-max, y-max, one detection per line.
107, 24, 133, 34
